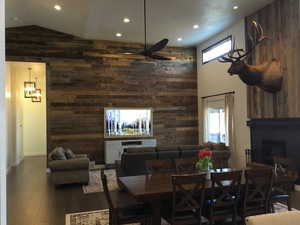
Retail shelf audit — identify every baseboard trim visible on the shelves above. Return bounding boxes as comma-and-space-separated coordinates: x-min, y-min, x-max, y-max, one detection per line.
24, 153, 46, 157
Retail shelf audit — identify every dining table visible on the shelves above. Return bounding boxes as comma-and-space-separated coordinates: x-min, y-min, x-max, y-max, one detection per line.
119, 168, 236, 225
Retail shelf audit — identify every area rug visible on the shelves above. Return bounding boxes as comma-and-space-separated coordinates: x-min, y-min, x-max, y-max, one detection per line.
65, 203, 297, 225
82, 169, 118, 194
273, 202, 297, 212
66, 209, 168, 225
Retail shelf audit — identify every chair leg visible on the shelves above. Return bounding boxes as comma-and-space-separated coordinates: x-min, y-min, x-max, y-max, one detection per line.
270, 201, 275, 213
287, 198, 292, 211
232, 206, 237, 225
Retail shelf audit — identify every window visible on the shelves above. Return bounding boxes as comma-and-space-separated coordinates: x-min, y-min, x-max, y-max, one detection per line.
207, 107, 226, 143
202, 36, 232, 64
203, 96, 226, 144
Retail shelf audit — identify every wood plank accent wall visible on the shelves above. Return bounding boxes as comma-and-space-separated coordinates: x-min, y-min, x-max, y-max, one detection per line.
5, 26, 198, 163
246, 0, 300, 118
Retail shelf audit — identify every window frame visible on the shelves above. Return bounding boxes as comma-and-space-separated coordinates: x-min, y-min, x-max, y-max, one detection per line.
201, 35, 232, 64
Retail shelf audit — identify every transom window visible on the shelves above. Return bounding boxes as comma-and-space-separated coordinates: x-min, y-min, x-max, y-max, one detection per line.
202, 36, 232, 64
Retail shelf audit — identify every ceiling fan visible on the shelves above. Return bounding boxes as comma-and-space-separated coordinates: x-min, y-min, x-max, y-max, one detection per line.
123, 0, 171, 60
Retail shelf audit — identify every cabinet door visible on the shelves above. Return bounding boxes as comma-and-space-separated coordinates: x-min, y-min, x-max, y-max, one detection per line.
105, 142, 121, 164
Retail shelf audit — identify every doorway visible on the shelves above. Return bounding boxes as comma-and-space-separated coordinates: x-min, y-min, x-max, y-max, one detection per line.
6, 62, 47, 170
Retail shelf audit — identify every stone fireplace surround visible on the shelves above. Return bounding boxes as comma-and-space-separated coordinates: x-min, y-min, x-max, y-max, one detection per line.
247, 118, 300, 171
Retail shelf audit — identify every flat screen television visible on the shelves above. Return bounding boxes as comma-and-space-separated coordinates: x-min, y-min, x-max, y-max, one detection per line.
104, 108, 153, 138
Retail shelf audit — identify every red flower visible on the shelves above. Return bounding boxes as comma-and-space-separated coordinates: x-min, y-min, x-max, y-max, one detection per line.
198, 149, 212, 159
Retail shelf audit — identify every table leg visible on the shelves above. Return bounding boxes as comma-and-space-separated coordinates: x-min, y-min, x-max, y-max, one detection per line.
150, 199, 162, 225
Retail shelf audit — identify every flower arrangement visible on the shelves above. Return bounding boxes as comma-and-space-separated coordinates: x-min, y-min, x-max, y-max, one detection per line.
196, 149, 213, 172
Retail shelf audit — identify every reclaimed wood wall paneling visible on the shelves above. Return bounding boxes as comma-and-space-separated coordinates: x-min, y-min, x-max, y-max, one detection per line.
6, 25, 198, 163
247, 0, 300, 119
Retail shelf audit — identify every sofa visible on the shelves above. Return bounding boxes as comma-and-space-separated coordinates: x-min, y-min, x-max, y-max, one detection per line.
116, 143, 231, 178
48, 152, 90, 186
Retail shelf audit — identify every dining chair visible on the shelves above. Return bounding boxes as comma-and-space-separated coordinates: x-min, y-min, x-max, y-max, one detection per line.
100, 169, 152, 225
208, 170, 243, 225
270, 156, 298, 212
146, 159, 175, 174
162, 174, 209, 225
174, 157, 197, 172
240, 168, 274, 223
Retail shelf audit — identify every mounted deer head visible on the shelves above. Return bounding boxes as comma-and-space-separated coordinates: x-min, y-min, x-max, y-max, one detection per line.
218, 21, 283, 93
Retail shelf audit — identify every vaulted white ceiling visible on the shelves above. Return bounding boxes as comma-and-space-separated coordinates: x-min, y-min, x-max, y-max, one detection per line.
6, 0, 274, 46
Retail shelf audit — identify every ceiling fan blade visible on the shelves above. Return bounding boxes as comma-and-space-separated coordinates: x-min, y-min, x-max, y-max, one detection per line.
150, 54, 171, 60
148, 39, 169, 53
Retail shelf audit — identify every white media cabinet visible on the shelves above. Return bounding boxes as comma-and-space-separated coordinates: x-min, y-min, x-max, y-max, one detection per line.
104, 139, 157, 164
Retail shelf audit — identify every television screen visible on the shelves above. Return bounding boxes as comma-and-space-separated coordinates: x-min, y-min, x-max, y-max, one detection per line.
104, 108, 153, 138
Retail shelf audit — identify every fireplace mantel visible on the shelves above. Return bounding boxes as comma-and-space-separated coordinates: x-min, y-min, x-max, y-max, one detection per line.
247, 118, 300, 171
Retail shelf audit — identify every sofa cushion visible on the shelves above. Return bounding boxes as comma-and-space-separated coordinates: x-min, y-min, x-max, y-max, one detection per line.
202, 142, 215, 149
49, 147, 67, 161
157, 150, 180, 160
122, 152, 158, 176
181, 150, 198, 158
212, 142, 227, 150
65, 149, 76, 159
156, 146, 179, 152
49, 158, 90, 171
179, 145, 205, 151
124, 147, 156, 153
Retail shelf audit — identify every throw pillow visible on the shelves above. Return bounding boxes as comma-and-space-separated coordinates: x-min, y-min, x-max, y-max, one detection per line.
49, 147, 67, 160
212, 142, 227, 150
65, 149, 76, 159
202, 142, 214, 150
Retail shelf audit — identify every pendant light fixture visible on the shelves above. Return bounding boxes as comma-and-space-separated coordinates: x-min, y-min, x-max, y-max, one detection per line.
31, 77, 42, 103
24, 68, 36, 98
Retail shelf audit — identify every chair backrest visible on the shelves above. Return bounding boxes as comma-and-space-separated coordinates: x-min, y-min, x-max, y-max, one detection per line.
171, 174, 207, 223
210, 171, 242, 208
243, 168, 274, 210
146, 159, 175, 174
273, 156, 298, 178
175, 157, 197, 172
100, 169, 115, 210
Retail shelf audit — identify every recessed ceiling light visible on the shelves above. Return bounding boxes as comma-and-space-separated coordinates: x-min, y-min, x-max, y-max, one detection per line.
123, 17, 131, 23
116, 33, 122, 37
54, 4, 62, 11
233, 5, 239, 10
177, 38, 183, 42
193, 24, 199, 29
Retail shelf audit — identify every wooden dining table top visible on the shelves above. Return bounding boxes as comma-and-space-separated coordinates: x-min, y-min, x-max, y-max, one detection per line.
119, 168, 237, 200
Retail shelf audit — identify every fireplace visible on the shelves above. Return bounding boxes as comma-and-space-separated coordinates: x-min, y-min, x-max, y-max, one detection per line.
261, 140, 287, 165
247, 118, 300, 170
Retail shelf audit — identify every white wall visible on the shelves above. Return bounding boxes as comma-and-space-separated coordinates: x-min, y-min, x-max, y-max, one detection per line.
7, 62, 47, 157
0, 0, 7, 224
197, 20, 250, 168
5, 63, 13, 172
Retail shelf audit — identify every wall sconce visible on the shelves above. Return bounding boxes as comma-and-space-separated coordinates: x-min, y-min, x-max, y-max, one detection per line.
31, 77, 42, 103
24, 68, 36, 98
31, 89, 42, 103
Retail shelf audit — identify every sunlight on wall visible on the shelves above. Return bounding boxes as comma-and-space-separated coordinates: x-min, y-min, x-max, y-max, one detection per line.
7, 62, 47, 158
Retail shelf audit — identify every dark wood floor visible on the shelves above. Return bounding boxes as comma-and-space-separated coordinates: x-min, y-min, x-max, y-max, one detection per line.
7, 156, 132, 225
7, 156, 300, 225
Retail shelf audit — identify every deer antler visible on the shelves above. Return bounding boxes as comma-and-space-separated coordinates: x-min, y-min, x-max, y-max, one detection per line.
218, 20, 267, 63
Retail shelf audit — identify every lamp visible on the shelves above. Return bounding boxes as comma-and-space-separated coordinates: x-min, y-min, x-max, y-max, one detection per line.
24, 68, 36, 98
31, 77, 42, 103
